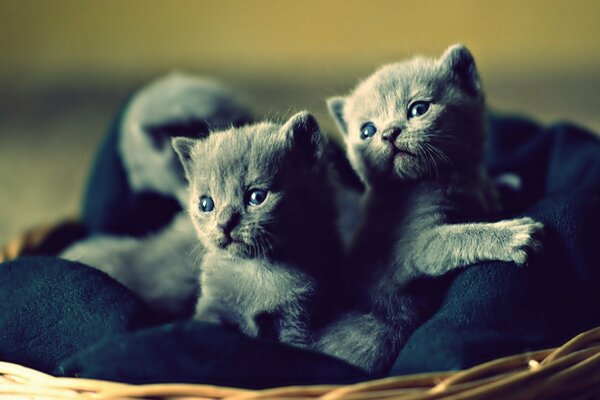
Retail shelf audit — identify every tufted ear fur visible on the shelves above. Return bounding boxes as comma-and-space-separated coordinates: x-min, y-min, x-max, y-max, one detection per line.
440, 44, 481, 97
326, 96, 348, 135
280, 111, 324, 160
171, 137, 198, 181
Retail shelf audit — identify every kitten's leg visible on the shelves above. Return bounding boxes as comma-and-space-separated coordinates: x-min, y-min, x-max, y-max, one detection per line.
277, 309, 310, 348
314, 312, 401, 375
194, 297, 260, 337
61, 235, 141, 279
410, 217, 543, 277
61, 213, 201, 316
194, 297, 225, 324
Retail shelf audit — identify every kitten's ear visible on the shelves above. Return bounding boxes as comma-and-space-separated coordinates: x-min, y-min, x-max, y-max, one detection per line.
171, 137, 197, 181
326, 96, 348, 135
281, 111, 324, 160
440, 44, 481, 96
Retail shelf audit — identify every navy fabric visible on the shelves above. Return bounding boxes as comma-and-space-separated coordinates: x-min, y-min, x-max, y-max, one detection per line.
57, 321, 367, 387
0, 257, 155, 372
0, 257, 366, 386
81, 98, 182, 237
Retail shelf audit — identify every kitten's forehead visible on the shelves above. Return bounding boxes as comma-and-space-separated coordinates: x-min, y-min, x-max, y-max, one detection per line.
191, 122, 283, 188
347, 57, 443, 117
208, 122, 279, 159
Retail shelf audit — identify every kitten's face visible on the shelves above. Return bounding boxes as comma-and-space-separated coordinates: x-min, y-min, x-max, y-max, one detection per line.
173, 112, 323, 259
328, 44, 485, 186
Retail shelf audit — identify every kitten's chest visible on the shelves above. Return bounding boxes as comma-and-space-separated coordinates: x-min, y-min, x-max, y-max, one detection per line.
202, 253, 313, 313
358, 186, 444, 280
363, 185, 442, 240
393, 187, 445, 247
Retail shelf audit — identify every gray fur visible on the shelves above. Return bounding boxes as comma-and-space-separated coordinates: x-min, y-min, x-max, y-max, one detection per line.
317, 44, 543, 373
315, 312, 400, 373
61, 73, 252, 316
173, 111, 342, 347
61, 213, 200, 316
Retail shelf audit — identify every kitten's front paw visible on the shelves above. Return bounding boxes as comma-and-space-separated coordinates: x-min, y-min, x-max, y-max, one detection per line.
194, 299, 225, 325
194, 303, 255, 335
194, 308, 223, 325
502, 217, 544, 265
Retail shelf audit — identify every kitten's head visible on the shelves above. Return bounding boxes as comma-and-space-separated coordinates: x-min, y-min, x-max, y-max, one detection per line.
327, 44, 485, 187
173, 112, 326, 259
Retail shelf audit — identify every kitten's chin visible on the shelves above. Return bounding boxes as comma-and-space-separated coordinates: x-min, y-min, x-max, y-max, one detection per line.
224, 243, 248, 258
214, 238, 242, 253
215, 240, 256, 260
390, 153, 422, 181
365, 145, 422, 182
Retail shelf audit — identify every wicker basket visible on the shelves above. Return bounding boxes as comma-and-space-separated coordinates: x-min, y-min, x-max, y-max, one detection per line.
1, 224, 599, 400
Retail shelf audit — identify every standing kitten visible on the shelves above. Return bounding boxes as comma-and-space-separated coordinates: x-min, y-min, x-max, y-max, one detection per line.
316, 44, 543, 373
172, 112, 342, 346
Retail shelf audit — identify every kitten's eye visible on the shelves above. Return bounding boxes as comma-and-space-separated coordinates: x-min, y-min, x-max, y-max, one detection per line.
247, 189, 268, 206
408, 101, 430, 119
199, 196, 215, 213
360, 122, 377, 140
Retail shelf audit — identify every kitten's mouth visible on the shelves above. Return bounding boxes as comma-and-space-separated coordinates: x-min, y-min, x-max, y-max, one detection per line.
391, 145, 415, 158
216, 236, 245, 249
217, 241, 230, 249
217, 238, 257, 259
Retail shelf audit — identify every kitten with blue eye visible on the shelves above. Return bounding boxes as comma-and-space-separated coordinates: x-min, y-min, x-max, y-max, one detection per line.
315, 44, 543, 373
61, 74, 253, 317
172, 111, 342, 345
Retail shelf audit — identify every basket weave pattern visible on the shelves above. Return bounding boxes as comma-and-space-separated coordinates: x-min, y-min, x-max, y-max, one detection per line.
1, 225, 599, 399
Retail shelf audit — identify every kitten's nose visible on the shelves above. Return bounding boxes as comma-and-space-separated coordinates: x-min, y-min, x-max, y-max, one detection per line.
381, 127, 402, 143
217, 207, 240, 236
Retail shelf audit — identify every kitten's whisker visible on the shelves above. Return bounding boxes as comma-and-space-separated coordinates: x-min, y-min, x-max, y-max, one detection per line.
414, 145, 434, 178
189, 242, 202, 257
259, 237, 269, 259
191, 243, 204, 265
423, 142, 452, 169
431, 144, 453, 167
263, 236, 274, 257
419, 130, 462, 142
421, 144, 440, 179
256, 230, 275, 259
189, 242, 205, 267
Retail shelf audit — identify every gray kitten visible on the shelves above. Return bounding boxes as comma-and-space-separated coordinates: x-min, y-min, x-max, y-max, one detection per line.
315, 44, 543, 373
62, 73, 252, 317
172, 111, 342, 346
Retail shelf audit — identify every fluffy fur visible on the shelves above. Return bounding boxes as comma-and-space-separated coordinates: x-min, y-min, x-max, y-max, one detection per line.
61, 213, 200, 317
173, 111, 342, 346
316, 44, 543, 373
61, 74, 252, 317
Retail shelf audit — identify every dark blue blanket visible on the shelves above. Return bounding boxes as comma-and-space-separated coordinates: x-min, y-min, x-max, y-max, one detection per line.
0, 111, 598, 386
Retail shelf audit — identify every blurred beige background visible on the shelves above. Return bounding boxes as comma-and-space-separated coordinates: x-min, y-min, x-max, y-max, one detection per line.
1, 0, 599, 243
